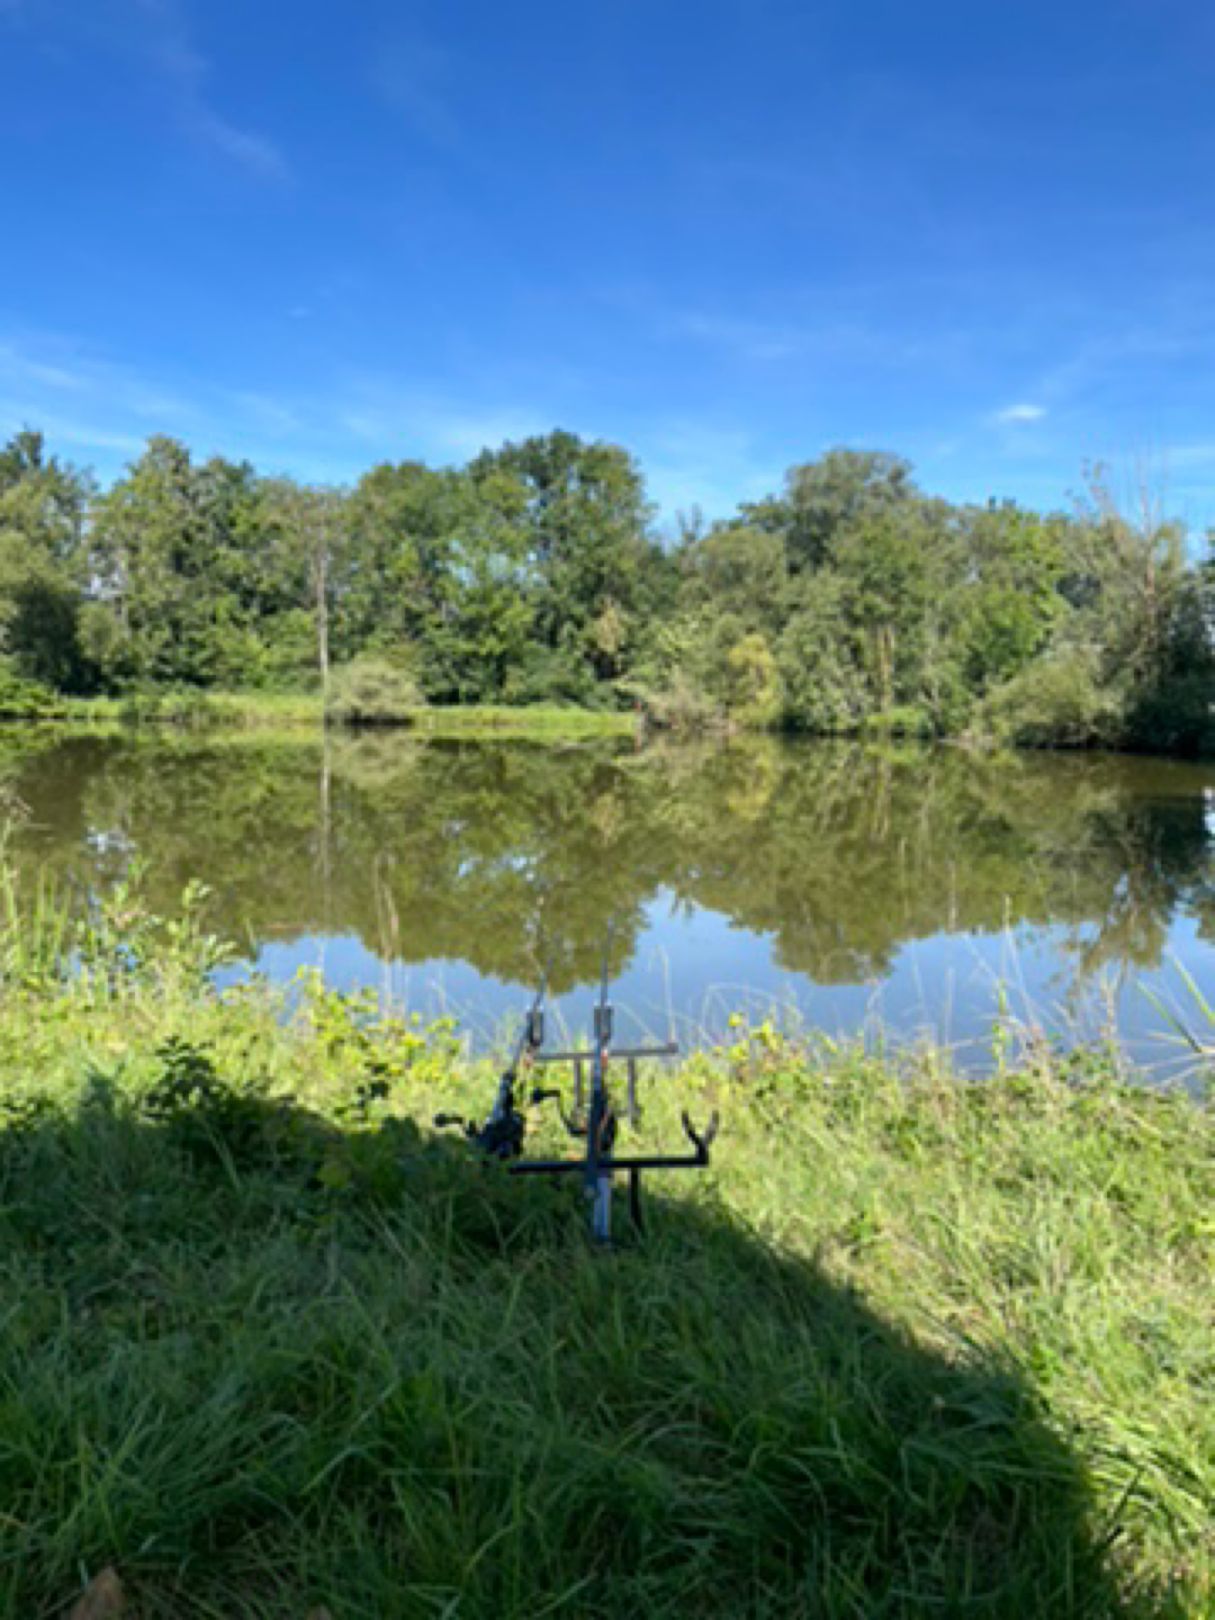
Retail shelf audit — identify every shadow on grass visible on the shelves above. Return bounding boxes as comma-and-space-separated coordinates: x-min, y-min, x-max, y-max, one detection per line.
0, 1078, 1176, 1620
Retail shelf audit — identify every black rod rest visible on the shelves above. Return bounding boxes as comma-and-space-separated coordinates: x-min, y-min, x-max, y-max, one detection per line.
434, 952, 719, 1244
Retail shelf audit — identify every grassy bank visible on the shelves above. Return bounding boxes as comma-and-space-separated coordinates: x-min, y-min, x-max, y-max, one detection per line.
59, 692, 325, 728
401, 703, 635, 739
0, 891, 1210, 1616
51, 692, 636, 741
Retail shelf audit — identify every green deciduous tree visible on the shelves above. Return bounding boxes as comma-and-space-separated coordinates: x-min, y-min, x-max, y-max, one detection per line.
88, 437, 273, 688
0, 429, 94, 691
470, 430, 663, 699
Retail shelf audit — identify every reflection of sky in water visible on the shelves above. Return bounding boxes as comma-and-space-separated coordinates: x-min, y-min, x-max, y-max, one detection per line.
232, 887, 1215, 1078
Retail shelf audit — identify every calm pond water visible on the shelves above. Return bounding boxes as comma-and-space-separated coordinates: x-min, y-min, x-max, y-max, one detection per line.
4, 728, 1215, 1074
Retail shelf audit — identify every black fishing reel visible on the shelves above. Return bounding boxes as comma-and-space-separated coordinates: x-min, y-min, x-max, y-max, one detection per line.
434, 998, 546, 1162
434, 1089, 527, 1161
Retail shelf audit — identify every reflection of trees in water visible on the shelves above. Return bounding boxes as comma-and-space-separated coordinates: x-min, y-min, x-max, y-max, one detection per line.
6, 731, 1215, 990
624, 739, 1215, 985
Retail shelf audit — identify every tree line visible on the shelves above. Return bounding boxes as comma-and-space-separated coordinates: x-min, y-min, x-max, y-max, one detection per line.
1, 424, 1212, 752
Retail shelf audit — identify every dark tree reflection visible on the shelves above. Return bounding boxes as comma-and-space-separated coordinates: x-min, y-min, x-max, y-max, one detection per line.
5, 730, 1215, 996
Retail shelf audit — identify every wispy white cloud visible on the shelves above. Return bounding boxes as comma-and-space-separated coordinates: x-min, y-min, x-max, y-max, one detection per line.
0, 401, 146, 458
132, 0, 289, 181
426, 409, 552, 459
634, 287, 931, 370
643, 421, 782, 520
0, 334, 193, 421
0, 330, 565, 479
226, 391, 304, 438
372, 32, 461, 149
1019, 302, 1215, 418
994, 402, 1047, 424
0, 331, 299, 471
187, 109, 287, 182
339, 390, 550, 461
675, 313, 802, 362
0, 343, 88, 392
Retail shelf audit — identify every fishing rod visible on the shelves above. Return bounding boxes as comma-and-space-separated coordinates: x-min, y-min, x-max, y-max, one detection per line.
437, 930, 719, 1244
433, 976, 547, 1160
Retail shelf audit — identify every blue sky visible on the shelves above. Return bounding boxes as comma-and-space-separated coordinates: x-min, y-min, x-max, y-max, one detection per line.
1, 0, 1213, 529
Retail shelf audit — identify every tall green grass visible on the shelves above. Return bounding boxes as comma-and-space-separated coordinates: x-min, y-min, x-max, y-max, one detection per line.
0, 881, 1209, 1617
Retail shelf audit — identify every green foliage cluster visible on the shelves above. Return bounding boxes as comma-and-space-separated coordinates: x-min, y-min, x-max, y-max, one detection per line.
0, 876, 1210, 1614
2, 426, 1213, 752
635, 452, 1215, 752
0, 668, 65, 719
324, 656, 423, 725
